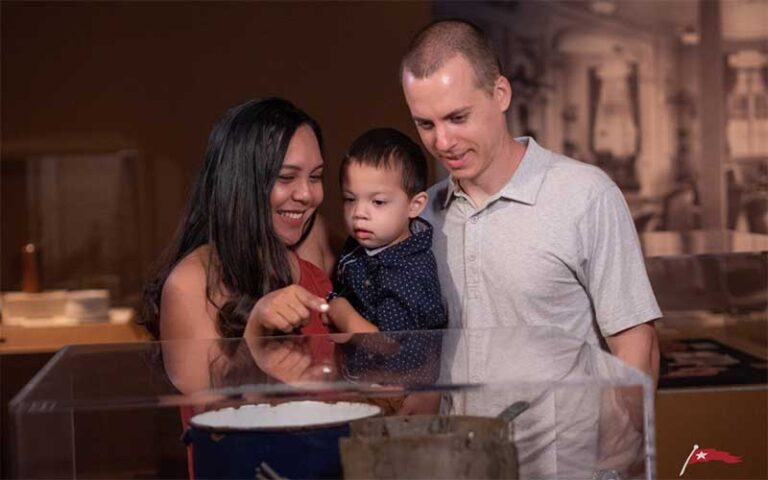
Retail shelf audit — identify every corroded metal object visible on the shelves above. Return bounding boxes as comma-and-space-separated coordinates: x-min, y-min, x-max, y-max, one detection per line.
340, 414, 519, 479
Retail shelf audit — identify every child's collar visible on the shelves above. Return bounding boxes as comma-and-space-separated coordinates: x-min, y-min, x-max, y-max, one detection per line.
364, 244, 391, 257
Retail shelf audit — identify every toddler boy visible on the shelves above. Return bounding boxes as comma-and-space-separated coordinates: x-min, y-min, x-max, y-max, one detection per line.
326, 128, 447, 398
326, 127, 446, 334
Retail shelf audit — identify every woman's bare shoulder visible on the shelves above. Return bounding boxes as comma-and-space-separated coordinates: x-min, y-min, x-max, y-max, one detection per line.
160, 246, 220, 339
164, 246, 210, 293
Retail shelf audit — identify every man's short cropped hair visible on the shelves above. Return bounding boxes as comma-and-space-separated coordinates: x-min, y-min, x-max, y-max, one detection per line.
341, 128, 428, 197
400, 19, 502, 93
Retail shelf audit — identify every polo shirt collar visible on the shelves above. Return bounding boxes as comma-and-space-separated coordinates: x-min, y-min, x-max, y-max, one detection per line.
442, 136, 551, 208
443, 176, 463, 208
497, 136, 551, 205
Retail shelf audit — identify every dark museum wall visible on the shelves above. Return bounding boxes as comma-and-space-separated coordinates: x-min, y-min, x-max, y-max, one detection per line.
1, 1, 431, 294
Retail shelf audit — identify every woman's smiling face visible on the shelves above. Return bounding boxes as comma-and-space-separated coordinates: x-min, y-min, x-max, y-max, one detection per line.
270, 124, 324, 246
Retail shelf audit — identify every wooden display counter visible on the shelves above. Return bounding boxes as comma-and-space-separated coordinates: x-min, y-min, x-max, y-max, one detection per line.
0, 318, 149, 354
655, 323, 767, 479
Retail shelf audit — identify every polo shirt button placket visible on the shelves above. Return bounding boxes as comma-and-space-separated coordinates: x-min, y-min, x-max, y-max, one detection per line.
465, 213, 481, 301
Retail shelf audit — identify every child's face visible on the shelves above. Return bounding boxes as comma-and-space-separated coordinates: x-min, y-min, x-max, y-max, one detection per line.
341, 162, 423, 249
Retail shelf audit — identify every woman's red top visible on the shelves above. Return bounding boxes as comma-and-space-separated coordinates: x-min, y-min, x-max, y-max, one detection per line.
181, 257, 333, 478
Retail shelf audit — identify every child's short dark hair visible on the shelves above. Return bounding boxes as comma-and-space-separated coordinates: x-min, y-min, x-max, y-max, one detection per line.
341, 128, 427, 197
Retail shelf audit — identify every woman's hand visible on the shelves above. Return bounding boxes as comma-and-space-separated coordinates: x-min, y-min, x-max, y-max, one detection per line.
246, 284, 328, 335
249, 338, 311, 384
247, 337, 336, 384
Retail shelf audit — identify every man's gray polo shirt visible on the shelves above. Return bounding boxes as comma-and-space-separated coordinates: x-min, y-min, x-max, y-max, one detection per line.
422, 136, 661, 365
422, 137, 660, 478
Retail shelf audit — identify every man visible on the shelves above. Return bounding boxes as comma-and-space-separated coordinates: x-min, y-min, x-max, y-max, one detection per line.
401, 19, 660, 381
400, 20, 660, 477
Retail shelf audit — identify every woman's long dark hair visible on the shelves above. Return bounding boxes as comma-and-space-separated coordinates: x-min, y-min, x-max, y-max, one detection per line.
140, 98, 323, 339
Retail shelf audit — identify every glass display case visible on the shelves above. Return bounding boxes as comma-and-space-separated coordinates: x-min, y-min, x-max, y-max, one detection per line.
11, 327, 655, 479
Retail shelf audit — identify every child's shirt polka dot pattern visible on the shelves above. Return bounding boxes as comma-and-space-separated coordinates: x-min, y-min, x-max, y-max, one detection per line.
333, 218, 447, 384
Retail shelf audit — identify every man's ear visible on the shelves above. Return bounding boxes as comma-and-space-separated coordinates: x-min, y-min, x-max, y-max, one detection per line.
408, 191, 428, 218
494, 75, 512, 113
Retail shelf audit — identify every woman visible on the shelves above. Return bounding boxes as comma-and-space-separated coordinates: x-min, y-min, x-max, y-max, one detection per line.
141, 97, 333, 392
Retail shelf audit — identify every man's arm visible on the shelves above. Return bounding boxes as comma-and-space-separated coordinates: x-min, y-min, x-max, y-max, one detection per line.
580, 186, 662, 387
604, 321, 660, 387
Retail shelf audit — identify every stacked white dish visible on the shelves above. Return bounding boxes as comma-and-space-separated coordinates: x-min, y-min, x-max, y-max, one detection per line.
64, 290, 111, 322
1, 289, 111, 326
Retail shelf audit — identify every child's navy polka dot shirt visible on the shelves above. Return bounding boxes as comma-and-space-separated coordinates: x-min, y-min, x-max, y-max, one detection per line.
332, 218, 447, 384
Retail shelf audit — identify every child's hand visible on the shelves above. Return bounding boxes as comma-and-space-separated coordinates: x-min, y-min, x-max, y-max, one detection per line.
396, 392, 442, 415
326, 296, 378, 334
326, 296, 354, 332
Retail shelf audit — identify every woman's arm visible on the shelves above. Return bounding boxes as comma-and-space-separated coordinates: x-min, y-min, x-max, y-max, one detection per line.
159, 251, 225, 394
161, 249, 331, 394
